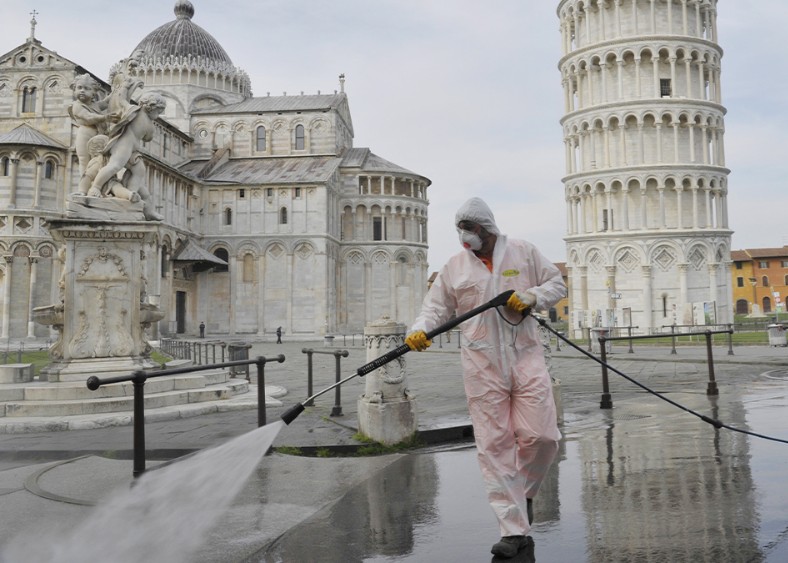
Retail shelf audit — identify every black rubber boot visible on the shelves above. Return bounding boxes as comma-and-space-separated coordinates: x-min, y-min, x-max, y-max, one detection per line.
491, 535, 530, 558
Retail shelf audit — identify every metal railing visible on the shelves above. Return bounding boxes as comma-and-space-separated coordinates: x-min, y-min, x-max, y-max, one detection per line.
334, 334, 365, 347
86, 355, 285, 478
159, 338, 228, 365
2, 342, 25, 364
657, 324, 734, 355
301, 348, 350, 415
595, 329, 732, 409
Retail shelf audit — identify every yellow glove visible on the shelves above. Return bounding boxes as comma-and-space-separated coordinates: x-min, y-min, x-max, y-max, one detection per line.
405, 330, 432, 351
506, 291, 536, 314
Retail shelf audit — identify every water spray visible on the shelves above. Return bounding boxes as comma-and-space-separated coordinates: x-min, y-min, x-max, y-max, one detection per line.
280, 289, 516, 425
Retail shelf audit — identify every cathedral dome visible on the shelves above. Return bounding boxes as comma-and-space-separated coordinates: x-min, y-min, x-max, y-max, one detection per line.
131, 1, 233, 66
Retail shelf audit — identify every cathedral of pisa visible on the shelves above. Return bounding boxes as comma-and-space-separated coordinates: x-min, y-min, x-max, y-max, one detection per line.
0, 1, 430, 340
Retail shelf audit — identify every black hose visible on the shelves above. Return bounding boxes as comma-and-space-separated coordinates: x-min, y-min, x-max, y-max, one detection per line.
535, 317, 788, 446
281, 290, 515, 425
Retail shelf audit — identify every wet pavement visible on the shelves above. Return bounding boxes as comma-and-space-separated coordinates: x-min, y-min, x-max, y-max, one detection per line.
1, 337, 788, 562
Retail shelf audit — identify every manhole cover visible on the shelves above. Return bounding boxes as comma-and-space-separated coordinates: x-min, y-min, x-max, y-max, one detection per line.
763, 369, 788, 380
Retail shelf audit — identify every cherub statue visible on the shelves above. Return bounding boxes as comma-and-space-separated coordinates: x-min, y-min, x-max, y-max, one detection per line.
88, 92, 166, 220
80, 135, 140, 202
68, 74, 116, 178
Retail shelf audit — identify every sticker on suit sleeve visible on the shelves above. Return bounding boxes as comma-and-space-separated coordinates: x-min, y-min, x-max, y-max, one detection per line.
502, 269, 520, 277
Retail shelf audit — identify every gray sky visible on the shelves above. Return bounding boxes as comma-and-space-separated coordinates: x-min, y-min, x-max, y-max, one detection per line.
2, 1, 786, 271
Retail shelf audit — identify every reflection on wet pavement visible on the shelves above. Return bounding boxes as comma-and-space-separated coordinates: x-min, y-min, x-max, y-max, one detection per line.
256, 385, 788, 562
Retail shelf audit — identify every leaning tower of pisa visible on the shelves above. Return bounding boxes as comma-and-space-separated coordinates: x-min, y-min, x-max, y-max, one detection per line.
557, 0, 732, 336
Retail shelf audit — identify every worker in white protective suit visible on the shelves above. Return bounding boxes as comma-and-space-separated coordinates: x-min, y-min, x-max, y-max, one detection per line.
405, 197, 566, 559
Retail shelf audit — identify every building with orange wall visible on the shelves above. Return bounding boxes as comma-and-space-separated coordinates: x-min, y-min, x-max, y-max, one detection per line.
731, 247, 788, 316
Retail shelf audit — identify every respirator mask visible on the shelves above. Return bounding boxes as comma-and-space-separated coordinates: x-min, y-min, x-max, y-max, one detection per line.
458, 227, 483, 251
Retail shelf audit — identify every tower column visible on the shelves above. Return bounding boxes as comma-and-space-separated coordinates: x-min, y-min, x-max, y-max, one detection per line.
622, 186, 630, 230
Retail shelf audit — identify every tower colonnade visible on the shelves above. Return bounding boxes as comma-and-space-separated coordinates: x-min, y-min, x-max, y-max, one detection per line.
557, 0, 731, 335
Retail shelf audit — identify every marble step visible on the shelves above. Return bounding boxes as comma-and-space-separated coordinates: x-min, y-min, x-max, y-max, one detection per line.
1, 380, 249, 417
0, 369, 231, 402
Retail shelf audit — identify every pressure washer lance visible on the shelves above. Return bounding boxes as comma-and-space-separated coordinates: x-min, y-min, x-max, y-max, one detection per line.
280, 289, 516, 425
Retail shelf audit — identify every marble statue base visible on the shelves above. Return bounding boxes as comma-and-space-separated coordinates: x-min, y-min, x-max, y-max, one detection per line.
40, 356, 160, 383
67, 195, 146, 222
357, 396, 418, 446
35, 219, 163, 383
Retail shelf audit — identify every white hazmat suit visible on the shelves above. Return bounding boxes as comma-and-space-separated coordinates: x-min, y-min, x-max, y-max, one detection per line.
410, 198, 566, 538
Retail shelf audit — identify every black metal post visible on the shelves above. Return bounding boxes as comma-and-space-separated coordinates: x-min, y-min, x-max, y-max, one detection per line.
220, 342, 226, 363
257, 358, 266, 427
599, 337, 613, 409
670, 325, 677, 354
705, 331, 719, 396
627, 326, 634, 354
331, 350, 349, 417
555, 332, 561, 351
88, 355, 287, 478
726, 325, 734, 355
132, 371, 147, 478
304, 349, 314, 406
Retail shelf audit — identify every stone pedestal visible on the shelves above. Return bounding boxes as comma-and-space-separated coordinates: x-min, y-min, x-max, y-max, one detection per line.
34, 219, 163, 382
357, 316, 417, 445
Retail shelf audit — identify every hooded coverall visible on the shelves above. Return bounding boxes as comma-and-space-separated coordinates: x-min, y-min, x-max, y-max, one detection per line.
410, 198, 566, 537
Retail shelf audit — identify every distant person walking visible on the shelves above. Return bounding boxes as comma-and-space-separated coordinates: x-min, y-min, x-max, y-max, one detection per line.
199, 321, 205, 338
276, 326, 282, 344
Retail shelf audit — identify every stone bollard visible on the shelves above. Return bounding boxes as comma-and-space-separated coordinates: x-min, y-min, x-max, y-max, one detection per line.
357, 316, 418, 445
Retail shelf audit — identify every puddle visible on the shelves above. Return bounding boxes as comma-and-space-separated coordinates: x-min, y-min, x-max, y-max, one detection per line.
257, 388, 788, 562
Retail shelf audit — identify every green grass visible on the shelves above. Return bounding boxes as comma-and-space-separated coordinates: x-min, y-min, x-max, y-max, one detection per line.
272, 433, 426, 458
1, 348, 173, 375
151, 350, 172, 365
273, 446, 303, 456
0, 349, 51, 375
351, 432, 425, 455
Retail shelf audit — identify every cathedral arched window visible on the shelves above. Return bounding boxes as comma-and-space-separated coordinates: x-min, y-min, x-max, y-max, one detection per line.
279, 207, 288, 224
44, 160, 55, 180
294, 124, 305, 150
1, 157, 9, 176
224, 207, 232, 226
161, 246, 169, 277
256, 126, 266, 152
22, 86, 36, 113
